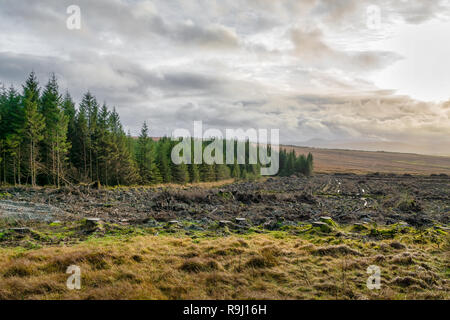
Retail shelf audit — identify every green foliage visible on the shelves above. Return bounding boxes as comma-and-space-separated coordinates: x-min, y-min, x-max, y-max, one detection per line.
0, 72, 314, 187
279, 149, 314, 177
136, 122, 162, 184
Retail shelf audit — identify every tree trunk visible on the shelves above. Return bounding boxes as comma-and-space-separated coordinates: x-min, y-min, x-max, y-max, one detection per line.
30, 139, 34, 187
18, 144, 21, 186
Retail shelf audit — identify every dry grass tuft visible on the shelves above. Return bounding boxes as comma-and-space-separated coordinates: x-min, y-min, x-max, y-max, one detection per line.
391, 253, 415, 265
0, 233, 447, 300
313, 245, 361, 257
390, 276, 428, 288
180, 258, 220, 273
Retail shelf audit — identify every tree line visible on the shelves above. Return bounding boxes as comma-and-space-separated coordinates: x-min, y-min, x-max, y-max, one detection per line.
0, 72, 313, 187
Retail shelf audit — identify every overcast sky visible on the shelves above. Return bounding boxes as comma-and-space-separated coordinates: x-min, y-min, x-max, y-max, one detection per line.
1, 0, 450, 155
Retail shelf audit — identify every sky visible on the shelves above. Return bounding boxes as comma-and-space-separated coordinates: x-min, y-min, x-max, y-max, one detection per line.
0, 0, 449, 155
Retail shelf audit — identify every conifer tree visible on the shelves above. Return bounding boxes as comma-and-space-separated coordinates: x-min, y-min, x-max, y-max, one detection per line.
215, 163, 230, 181
40, 74, 69, 186
157, 138, 172, 183
200, 162, 215, 182
73, 100, 89, 180
172, 162, 190, 184
62, 91, 79, 163
21, 72, 45, 187
189, 163, 200, 183
305, 152, 314, 177
0, 86, 22, 184
286, 150, 296, 176
108, 108, 139, 185
136, 122, 155, 183
231, 159, 240, 179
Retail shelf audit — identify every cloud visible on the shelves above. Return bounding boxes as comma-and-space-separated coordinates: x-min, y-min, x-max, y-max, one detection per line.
0, 0, 449, 155
0, 0, 239, 52
290, 27, 401, 72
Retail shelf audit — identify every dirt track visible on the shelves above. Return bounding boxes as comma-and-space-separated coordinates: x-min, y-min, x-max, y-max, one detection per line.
1, 173, 448, 228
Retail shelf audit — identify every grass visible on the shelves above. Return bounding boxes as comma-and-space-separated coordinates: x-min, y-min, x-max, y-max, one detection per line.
103, 179, 237, 191
0, 225, 448, 300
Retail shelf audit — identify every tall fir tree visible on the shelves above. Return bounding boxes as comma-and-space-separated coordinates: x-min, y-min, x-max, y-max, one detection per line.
157, 137, 172, 183
21, 72, 45, 187
40, 73, 69, 186
136, 121, 162, 184
62, 91, 77, 168
231, 159, 241, 179
0, 86, 22, 184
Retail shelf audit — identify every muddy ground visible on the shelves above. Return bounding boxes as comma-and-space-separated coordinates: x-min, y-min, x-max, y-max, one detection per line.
0, 173, 448, 229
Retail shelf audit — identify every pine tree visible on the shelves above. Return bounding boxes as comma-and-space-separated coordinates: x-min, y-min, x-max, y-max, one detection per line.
215, 163, 230, 181
73, 100, 89, 180
62, 92, 77, 167
40, 73, 70, 186
286, 150, 296, 176
54, 110, 70, 187
240, 168, 248, 180
170, 138, 190, 184
108, 108, 139, 185
189, 164, 200, 183
305, 152, 314, 177
172, 162, 190, 184
278, 149, 288, 176
200, 163, 216, 182
231, 159, 240, 179
136, 122, 156, 184
157, 138, 172, 183
21, 72, 45, 187
0, 86, 22, 184
296, 154, 306, 175
96, 104, 112, 185
188, 138, 200, 183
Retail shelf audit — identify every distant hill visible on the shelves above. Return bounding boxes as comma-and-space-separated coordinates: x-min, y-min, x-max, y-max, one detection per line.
299, 138, 450, 157
146, 136, 450, 175
284, 145, 450, 175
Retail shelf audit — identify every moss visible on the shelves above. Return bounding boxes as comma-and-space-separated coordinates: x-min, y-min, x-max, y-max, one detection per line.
0, 192, 12, 199
320, 217, 337, 227
369, 227, 397, 239
270, 231, 289, 239
312, 222, 333, 233
352, 224, 368, 232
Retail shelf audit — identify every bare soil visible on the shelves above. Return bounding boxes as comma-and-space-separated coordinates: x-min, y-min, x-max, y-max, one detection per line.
0, 173, 448, 229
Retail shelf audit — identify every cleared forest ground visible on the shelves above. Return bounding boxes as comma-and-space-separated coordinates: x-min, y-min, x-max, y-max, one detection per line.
0, 173, 448, 300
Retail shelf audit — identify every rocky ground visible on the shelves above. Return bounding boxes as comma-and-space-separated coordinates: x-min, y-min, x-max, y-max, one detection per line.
0, 173, 448, 230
